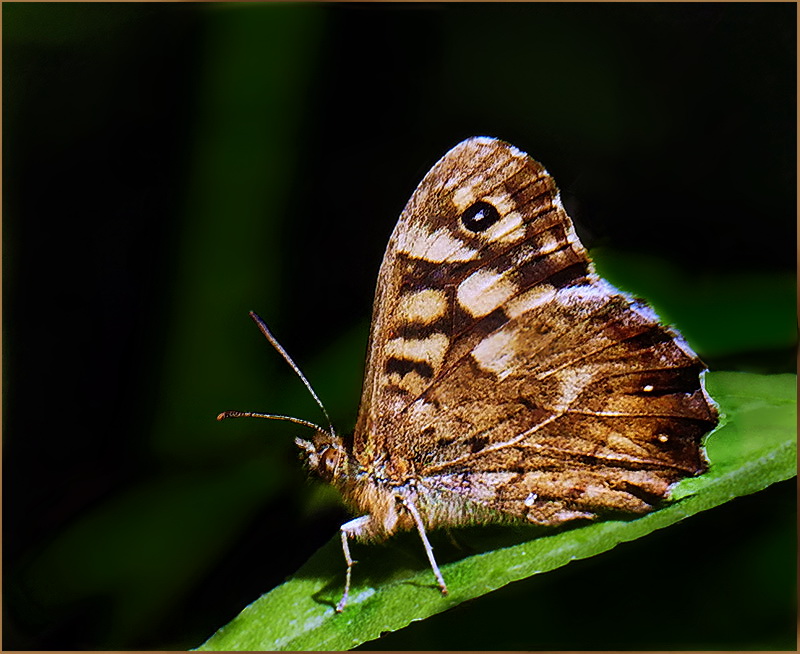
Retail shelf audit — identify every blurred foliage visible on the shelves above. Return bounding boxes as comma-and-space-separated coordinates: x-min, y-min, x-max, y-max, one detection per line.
4, 2, 796, 650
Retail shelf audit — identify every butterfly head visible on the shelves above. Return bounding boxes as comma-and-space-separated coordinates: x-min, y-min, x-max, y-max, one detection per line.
295, 431, 351, 483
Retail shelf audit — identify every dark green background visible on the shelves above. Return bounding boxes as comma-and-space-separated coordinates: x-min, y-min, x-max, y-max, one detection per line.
4, 3, 796, 650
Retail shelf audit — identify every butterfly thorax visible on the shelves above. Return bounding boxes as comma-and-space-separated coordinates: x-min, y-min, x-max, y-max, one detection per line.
296, 431, 419, 541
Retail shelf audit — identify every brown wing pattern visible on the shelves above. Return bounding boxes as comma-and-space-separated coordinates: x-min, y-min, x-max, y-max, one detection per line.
354, 137, 580, 449
412, 290, 716, 523
353, 137, 717, 524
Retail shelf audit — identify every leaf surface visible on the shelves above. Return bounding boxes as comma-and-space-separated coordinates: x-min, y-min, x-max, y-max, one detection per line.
197, 371, 797, 651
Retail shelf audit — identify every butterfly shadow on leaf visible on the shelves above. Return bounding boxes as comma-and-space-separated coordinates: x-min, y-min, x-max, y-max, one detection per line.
294, 516, 592, 611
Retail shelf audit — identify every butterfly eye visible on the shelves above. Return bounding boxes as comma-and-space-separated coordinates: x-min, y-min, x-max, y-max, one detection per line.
320, 447, 340, 474
460, 200, 501, 233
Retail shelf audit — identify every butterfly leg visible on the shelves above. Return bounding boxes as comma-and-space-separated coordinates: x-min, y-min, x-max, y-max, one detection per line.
401, 497, 449, 596
336, 515, 370, 613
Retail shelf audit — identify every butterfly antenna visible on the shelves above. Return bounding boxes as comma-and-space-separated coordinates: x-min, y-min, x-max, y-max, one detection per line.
222, 311, 336, 436
216, 410, 326, 433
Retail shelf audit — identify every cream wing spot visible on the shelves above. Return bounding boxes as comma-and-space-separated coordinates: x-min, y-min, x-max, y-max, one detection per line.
535, 229, 564, 257
407, 398, 439, 423
388, 369, 428, 395
555, 281, 615, 313
457, 269, 517, 318
506, 284, 557, 319
427, 229, 479, 262
481, 192, 515, 215
483, 210, 526, 243
452, 186, 479, 209
386, 333, 450, 369
551, 367, 594, 412
397, 289, 448, 324
470, 328, 519, 379
396, 224, 479, 262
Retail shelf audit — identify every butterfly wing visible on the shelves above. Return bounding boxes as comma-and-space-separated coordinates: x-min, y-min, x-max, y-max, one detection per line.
354, 137, 717, 525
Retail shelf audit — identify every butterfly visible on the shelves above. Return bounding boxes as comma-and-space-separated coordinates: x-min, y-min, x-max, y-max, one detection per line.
220, 136, 719, 612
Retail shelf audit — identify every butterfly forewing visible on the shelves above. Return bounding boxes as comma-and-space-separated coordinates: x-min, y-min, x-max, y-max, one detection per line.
353, 137, 717, 526
356, 139, 582, 439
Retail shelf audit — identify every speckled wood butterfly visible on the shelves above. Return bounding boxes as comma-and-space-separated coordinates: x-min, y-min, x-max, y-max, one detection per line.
219, 137, 718, 612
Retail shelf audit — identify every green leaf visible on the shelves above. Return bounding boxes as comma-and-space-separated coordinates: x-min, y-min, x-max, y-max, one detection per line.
197, 371, 796, 651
